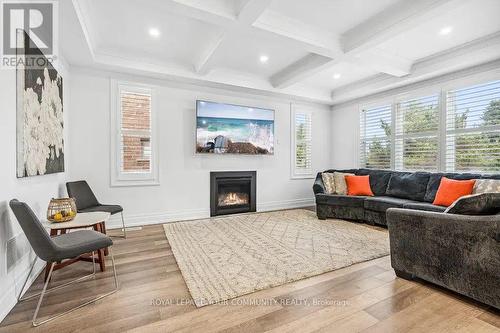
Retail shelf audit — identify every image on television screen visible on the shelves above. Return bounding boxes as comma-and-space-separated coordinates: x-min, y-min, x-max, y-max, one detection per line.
196, 100, 274, 155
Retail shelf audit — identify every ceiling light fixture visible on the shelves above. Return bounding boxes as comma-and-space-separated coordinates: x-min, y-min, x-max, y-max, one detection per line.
439, 26, 453, 36
333, 73, 341, 79
259, 55, 269, 63
149, 28, 160, 37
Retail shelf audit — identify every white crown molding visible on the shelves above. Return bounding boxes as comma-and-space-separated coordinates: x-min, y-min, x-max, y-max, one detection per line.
333, 58, 500, 110
69, 65, 332, 108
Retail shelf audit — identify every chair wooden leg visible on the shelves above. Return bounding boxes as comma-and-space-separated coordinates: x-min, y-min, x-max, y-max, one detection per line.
97, 248, 106, 272
100, 222, 109, 256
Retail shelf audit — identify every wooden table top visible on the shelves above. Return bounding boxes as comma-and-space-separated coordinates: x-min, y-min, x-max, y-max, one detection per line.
42, 211, 111, 230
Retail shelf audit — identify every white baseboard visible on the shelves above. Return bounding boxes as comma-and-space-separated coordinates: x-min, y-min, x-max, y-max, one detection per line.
0, 257, 45, 324
106, 197, 315, 229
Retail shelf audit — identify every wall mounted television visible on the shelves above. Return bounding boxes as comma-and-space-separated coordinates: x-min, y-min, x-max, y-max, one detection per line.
196, 100, 275, 155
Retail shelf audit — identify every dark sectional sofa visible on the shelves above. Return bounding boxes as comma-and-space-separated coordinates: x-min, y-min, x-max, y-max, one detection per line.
313, 168, 498, 226
313, 168, 500, 310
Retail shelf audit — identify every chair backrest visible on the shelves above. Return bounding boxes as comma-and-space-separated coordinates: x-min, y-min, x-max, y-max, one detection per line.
66, 180, 99, 210
9, 200, 57, 262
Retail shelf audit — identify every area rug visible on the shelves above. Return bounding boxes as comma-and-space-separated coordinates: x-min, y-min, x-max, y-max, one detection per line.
163, 209, 389, 307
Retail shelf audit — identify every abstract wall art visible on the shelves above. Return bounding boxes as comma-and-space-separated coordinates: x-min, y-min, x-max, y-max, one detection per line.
16, 30, 64, 177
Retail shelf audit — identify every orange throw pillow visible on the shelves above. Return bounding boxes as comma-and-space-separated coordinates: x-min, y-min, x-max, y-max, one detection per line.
433, 177, 476, 207
345, 175, 374, 196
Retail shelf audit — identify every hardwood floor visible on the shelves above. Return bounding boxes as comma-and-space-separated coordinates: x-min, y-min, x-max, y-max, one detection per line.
1, 219, 498, 332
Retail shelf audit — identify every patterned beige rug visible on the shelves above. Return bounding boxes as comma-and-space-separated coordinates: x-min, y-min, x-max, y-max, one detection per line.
163, 209, 389, 307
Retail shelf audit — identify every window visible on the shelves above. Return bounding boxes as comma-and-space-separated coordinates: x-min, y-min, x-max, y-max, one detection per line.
111, 82, 158, 186
395, 94, 440, 171
445, 80, 500, 173
359, 78, 500, 173
291, 108, 313, 178
359, 104, 392, 169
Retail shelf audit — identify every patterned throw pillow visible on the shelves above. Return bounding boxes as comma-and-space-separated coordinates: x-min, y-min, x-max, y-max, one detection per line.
473, 179, 500, 194
321, 173, 336, 194
445, 193, 500, 215
333, 172, 355, 195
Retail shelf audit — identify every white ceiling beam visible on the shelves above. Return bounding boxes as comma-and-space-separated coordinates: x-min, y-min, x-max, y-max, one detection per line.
195, 32, 226, 74
269, 0, 465, 89
252, 10, 342, 58
193, 0, 271, 74
341, 0, 466, 53
347, 48, 413, 77
237, 0, 273, 25
71, 0, 98, 59
162, 0, 236, 28
270, 54, 334, 89
331, 32, 500, 104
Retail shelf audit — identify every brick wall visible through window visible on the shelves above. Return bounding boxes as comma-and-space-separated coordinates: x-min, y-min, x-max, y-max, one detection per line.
120, 92, 151, 172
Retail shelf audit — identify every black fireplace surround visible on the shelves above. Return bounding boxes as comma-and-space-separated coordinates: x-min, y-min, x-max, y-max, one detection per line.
210, 171, 256, 216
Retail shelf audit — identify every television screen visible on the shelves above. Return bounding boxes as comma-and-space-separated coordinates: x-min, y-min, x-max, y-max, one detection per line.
196, 100, 274, 155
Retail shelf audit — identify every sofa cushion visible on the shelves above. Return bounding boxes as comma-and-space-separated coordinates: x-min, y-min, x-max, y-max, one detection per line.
315, 194, 366, 207
433, 177, 476, 207
356, 169, 393, 196
424, 173, 481, 203
473, 179, 500, 194
364, 196, 413, 212
402, 202, 446, 212
333, 172, 354, 195
444, 193, 500, 215
345, 175, 374, 196
386, 172, 430, 201
321, 172, 336, 194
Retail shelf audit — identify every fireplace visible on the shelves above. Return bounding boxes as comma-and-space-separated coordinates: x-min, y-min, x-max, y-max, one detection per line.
210, 171, 256, 216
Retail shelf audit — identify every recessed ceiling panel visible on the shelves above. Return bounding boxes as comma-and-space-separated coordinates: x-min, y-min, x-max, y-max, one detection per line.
211, 29, 309, 77
87, 0, 224, 66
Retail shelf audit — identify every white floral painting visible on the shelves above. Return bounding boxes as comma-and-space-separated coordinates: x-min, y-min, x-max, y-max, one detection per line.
16, 31, 64, 177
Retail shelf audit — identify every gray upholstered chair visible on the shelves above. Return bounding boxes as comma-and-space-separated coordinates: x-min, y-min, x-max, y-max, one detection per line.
66, 180, 127, 238
9, 199, 119, 327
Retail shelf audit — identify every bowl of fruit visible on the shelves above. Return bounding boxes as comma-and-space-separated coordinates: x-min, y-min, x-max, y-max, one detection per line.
47, 198, 77, 223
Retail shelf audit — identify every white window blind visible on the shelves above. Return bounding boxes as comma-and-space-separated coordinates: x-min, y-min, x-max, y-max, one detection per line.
120, 90, 152, 173
445, 80, 500, 173
395, 94, 440, 171
292, 110, 313, 177
111, 81, 158, 187
360, 105, 392, 169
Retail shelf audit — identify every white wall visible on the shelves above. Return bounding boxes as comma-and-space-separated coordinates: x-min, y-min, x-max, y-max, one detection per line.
331, 104, 359, 169
330, 64, 500, 170
0, 62, 70, 322
69, 69, 332, 228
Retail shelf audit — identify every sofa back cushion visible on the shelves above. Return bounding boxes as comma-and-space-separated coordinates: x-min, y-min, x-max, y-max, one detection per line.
424, 173, 481, 202
386, 172, 430, 201
356, 169, 393, 196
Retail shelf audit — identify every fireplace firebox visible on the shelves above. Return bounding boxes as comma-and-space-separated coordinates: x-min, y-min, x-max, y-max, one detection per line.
210, 171, 256, 216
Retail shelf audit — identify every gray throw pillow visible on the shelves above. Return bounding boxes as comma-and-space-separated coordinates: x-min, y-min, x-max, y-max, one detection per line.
445, 193, 500, 215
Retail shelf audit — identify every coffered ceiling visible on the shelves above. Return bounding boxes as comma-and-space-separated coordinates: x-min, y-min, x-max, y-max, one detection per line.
61, 0, 500, 104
